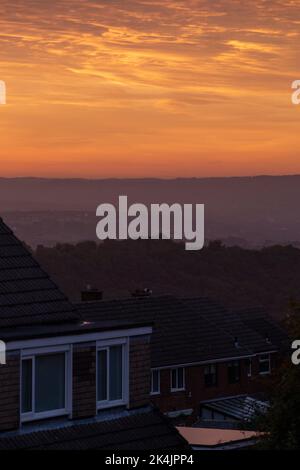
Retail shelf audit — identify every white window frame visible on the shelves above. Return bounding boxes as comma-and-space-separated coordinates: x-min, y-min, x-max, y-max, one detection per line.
96, 338, 128, 410
170, 367, 185, 392
150, 369, 161, 395
20, 345, 71, 423
259, 353, 271, 375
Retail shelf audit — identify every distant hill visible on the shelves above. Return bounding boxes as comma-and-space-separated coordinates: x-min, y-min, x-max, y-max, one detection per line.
35, 239, 300, 318
1, 175, 300, 245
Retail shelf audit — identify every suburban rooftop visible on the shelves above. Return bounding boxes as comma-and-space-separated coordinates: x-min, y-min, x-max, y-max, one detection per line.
77, 295, 287, 368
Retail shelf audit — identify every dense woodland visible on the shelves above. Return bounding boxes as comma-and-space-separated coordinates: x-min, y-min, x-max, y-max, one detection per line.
34, 239, 300, 318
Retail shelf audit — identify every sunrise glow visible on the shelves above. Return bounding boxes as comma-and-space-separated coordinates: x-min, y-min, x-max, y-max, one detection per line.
0, 0, 299, 178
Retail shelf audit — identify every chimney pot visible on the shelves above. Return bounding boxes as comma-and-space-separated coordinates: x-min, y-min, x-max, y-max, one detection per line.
132, 288, 153, 298
81, 287, 103, 302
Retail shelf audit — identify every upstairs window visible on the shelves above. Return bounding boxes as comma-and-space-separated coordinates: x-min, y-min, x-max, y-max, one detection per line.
259, 354, 271, 375
245, 358, 252, 377
97, 343, 127, 408
204, 364, 218, 387
151, 369, 160, 395
171, 367, 185, 392
21, 349, 69, 421
228, 360, 240, 384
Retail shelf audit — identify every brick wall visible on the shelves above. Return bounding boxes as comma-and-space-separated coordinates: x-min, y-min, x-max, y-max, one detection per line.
151, 354, 278, 417
129, 335, 151, 409
72, 342, 96, 419
0, 352, 20, 432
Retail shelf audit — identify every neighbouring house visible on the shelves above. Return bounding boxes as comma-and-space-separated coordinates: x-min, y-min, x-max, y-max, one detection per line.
77, 294, 288, 422
0, 218, 188, 450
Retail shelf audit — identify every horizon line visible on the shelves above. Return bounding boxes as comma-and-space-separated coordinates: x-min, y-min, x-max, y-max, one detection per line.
1, 173, 300, 182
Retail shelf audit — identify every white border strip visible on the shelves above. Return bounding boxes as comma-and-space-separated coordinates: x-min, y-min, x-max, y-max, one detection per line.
6, 326, 152, 352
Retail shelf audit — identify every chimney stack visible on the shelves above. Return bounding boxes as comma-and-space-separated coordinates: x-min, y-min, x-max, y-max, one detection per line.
131, 288, 153, 298
81, 285, 103, 302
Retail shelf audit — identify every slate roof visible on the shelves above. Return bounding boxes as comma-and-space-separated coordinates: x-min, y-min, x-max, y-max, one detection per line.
77, 296, 286, 368
200, 395, 269, 422
0, 407, 188, 451
235, 306, 289, 351
184, 298, 277, 354
0, 217, 79, 328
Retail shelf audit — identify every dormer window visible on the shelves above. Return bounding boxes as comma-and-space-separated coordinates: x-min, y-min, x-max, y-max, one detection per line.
97, 340, 128, 408
21, 346, 70, 422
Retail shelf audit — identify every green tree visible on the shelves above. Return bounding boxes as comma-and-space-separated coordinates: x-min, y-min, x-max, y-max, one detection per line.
257, 303, 300, 449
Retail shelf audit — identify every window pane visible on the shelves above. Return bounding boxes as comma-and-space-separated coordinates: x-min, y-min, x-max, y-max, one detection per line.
22, 359, 32, 413
35, 353, 65, 413
260, 354, 269, 361
152, 370, 160, 393
205, 364, 217, 387
171, 369, 177, 389
228, 361, 240, 384
259, 356, 270, 373
178, 368, 184, 389
109, 345, 123, 401
246, 359, 252, 377
97, 350, 107, 401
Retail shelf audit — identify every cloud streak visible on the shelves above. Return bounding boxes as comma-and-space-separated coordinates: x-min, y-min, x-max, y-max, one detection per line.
0, 0, 299, 177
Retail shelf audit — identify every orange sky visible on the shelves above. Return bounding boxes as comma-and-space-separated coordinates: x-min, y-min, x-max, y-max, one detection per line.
0, 0, 299, 178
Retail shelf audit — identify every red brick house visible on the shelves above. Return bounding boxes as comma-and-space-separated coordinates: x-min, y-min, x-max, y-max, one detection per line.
78, 296, 288, 422
0, 218, 187, 450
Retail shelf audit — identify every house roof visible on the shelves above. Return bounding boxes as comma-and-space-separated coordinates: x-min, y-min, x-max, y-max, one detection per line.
177, 426, 259, 450
77, 296, 286, 368
235, 306, 289, 350
184, 298, 277, 354
0, 318, 153, 343
200, 395, 269, 422
0, 217, 79, 328
0, 407, 188, 451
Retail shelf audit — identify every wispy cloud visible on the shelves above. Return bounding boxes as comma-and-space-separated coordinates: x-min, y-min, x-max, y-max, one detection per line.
0, 0, 299, 177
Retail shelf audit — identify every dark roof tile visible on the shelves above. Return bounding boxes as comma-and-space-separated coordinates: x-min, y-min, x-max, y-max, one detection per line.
235, 306, 289, 350
77, 296, 286, 367
0, 408, 188, 451
0, 217, 79, 328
